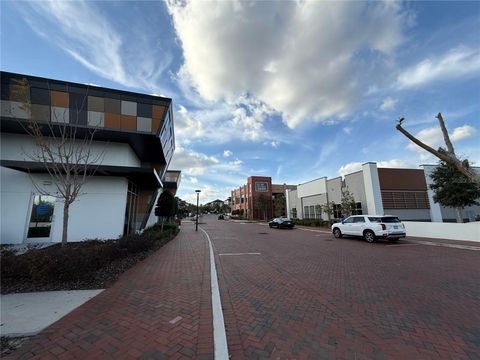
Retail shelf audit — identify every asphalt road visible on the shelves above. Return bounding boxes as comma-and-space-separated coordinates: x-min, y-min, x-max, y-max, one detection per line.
201, 215, 480, 359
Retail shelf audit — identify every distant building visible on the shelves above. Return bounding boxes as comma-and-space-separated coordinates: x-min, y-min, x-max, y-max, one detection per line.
231, 176, 296, 220
286, 162, 480, 222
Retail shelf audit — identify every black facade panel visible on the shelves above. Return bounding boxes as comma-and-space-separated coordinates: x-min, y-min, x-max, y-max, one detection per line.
137, 102, 152, 117
30, 87, 51, 105
1, 83, 10, 100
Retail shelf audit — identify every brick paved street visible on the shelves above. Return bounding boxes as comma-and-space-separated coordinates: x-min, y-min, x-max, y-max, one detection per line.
7, 216, 480, 359
205, 217, 480, 360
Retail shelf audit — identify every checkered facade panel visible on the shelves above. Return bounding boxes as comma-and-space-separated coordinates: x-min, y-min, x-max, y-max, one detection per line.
1, 79, 168, 134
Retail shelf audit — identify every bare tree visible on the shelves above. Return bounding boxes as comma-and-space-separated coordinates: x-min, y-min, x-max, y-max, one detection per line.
10, 78, 104, 245
396, 113, 480, 184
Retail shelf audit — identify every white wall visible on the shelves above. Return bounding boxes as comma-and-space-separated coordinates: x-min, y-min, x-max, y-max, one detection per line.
404, 221, 480, 242
0, 167, 128, 244
297, 177, 327, 198
362, 162, 384, 215
1, 133, 140, 168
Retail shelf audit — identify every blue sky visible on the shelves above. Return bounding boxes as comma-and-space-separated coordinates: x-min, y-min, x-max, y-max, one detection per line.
1, 1, 479, 204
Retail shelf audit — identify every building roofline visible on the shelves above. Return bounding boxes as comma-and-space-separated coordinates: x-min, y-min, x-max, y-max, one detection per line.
1, 71, 172, 104
298, 176, 327, 186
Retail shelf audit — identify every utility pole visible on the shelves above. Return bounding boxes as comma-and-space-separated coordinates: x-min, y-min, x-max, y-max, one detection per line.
195, 189, 201, 231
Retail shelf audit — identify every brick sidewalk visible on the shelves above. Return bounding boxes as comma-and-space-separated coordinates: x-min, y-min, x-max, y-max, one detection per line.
9, 226, 214, 360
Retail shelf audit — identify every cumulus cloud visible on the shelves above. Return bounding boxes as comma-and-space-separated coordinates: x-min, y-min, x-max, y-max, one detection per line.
223, 150, 233, 157
338, 159, 414, 176
168, 0, 409, 128
380, 97, 397, 111
397, 46, 480, 89
174, 98, 280, 145
169, 146, 219, 176
407, 124, 476, 153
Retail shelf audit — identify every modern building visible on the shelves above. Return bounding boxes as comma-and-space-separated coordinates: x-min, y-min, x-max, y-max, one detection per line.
286, 162, 480, 223
231, 176, 296, 220
0, 71, 180, 244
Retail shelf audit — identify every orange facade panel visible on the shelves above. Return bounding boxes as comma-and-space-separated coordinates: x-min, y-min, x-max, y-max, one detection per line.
152, 105, 165, 119
121, 115, 137, 130
151, 117, 162, 133
104, 113, 121, 129
50, 90, 69, 107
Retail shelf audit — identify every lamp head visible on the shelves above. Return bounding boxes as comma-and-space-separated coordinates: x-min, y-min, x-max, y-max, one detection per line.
195, 190, 201, 193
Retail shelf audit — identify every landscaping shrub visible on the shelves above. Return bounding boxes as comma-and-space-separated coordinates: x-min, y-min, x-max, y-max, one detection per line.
1, 224, 179, 290
293, 219, 330, 227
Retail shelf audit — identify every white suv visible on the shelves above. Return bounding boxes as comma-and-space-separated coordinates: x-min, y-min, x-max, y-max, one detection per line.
331, 215, 406, 243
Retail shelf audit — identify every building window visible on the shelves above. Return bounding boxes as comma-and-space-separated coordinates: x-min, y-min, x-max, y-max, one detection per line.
304, 206, 310, 219
333, 204, 342, 219
314, 205, 322, 219
381, 191, 430, 209
124, 181, 138, 235
292, 208, 297, 218
27, 195, 55, 239
352, 202, 363, 215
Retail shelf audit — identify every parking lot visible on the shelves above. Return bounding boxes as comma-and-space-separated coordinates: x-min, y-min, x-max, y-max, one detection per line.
204, 216, 480, 359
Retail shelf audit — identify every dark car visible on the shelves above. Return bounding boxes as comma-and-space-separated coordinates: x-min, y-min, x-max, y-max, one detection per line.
218, 214, 224, 220
269, 217, 295, 229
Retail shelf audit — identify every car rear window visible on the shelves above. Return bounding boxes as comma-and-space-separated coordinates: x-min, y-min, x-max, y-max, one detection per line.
368, 217, 382, 222
381, 217, 401, 223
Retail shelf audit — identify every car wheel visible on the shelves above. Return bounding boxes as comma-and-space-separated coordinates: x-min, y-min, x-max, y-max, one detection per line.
269, 224, 273, 228
333, 228, 342, 238
364, 230, 376, 243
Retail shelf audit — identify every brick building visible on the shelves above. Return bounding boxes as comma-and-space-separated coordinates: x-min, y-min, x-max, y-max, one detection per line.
231, 176, 296, 220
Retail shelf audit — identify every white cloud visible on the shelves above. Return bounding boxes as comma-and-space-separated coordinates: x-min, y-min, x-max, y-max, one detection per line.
223, 150, 233, 157
338, 159, 414, 176
18, 1, 171, 92
168, 1, 409, 128
407, 124, 476, 153
380, 97, 397, 111
174, 98, 280, 145
169, 146, 219, 176
397, 46, 480, 89
188, 177, 198, 184
270, 141, 280, 148
451, 125, 477, 141
343, 127, 353, 135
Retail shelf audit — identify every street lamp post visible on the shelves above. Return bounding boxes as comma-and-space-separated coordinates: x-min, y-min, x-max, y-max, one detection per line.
195, 190, 201, 231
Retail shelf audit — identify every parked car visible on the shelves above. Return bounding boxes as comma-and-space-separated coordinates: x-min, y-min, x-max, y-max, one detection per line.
218, 214, 224, 220
331, 215, 406, 243
269, 217, 295, 229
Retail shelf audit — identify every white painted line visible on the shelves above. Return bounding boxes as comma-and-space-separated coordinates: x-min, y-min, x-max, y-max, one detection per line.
169, 316, 182, 324
199, 227, 229, 360
219, 252, 261, 256
409, 240, 480, 251
298, 228, 332, 234
387, 244, 422, 247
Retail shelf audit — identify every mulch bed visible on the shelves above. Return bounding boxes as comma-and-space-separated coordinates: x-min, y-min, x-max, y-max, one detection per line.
1, 249, 153, 294
1, 336, 30, 356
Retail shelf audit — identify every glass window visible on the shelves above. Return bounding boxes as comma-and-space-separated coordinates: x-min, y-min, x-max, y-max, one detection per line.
304, 206, 309, 219
381, 217, 401, 223
343, 217, 354, 223
353, 216, 365, 223
27, 195, 55, 238
292, 208, 297, 218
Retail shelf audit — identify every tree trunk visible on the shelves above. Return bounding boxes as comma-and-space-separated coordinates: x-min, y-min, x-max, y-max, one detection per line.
62, 202, 69, 246
456, 208, 463, 223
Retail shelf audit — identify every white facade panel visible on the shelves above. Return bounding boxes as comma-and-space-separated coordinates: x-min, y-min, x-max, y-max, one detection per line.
1, 134, 141, 168
362, 163, 384, 215
297, 178, 327, 199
